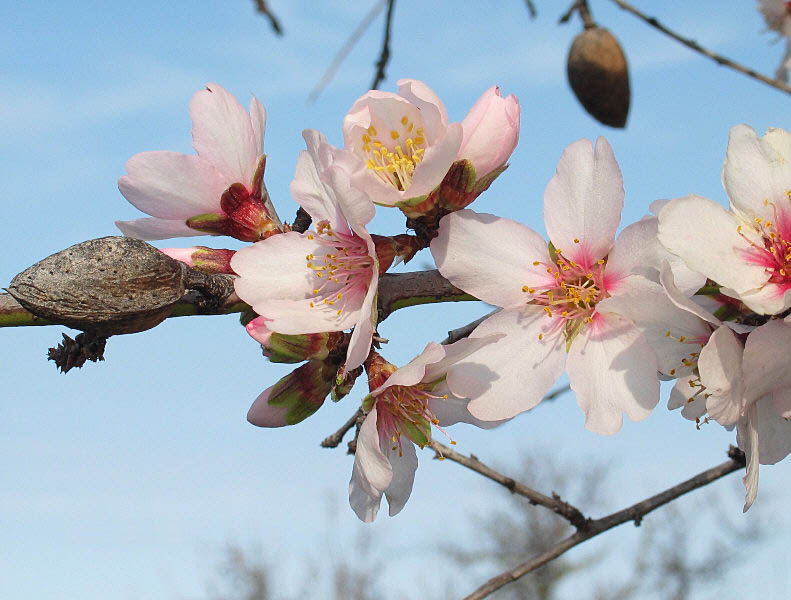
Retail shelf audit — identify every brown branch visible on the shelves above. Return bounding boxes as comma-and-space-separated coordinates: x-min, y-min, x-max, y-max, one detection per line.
377, 269, 476, 323
463, 446, 746, 600
291, 207, 312, 233
608, 0, 791, 95
252, 0, 283, 35
308, 0, 388, 103
320, 407, 364, 449
431, 440, 589, 529
524, 0, 537, 19
559, 0, 595, 28
370, 0, 396, 89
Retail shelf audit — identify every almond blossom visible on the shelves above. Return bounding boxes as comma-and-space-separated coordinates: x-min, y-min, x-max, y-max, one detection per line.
117, 83, 279, 241
349, 336, 501, 522
430, 137, 687, 435
658, 124, 791, 316
693, 320, 791, 510
757, 0, 791, 82
343, 79, 464, 207
231, 130, 378, 374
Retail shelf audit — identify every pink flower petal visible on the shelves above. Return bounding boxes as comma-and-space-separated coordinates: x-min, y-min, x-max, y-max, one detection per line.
190, 82, 259, 185
118, 152, 226, 219
246, 385, 289, 427
115, 217, 200, 240
396, 78, 449, 143
432, 210, 555, 308
249, 96, 267, 156
543, 137, 623, 269
405, 122, 463, 199
567, 312, 659, 435
344, 258, 378, 373
737, 403, 760, 511
458, 85, 520, 178
742, 319, 791, 403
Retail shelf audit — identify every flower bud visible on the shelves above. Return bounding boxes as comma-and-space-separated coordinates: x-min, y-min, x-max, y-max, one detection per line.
331, 365, 363, 401
247, 359, 337, 427
246, 316, 344, 363
187, 182, 281, 242
160, 246, 236, 274
458, 85, 520, 181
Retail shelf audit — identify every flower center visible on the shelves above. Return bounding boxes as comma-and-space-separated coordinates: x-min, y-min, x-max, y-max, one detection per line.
522, 246, 608, 344
373, 383, 451, 455
305, 220, 373, 317
663, 329, 708, 377
737, 196, 791, 293
361, 118, 426, 192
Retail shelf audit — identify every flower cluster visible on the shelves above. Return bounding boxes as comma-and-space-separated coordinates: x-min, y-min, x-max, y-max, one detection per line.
116, 79, 789, 518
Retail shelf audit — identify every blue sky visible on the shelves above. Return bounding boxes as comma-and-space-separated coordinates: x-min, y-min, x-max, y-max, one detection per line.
2, 1, 790, 598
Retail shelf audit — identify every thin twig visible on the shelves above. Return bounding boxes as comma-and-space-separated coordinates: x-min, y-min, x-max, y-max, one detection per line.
441, 309, 498, 344
463, 446, 746, 600
252, 0, 283, 35
524, 0, 537, 19
308, 0, 388, 103
371, 0, 396, 89
321, 407, 365, 448
431, 440, 589, 529
609, 0, 791, 95
558, 0, 595, 28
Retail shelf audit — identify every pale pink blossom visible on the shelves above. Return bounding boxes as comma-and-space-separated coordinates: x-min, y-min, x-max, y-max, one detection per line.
231, 130, 377, 374
430, 137, 688, 435
458, 85, 520, 180
343, 79, 464, 206
692, 320, 791, 510
349, 336, 501, 522
658, 125, 791, 316
117, 83, 275, 241
757, 1, 791, 81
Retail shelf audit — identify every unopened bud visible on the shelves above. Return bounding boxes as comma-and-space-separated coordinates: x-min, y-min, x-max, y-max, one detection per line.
160, 246, 236, 274
247, 359, 337, 427
246, 316, 344, 363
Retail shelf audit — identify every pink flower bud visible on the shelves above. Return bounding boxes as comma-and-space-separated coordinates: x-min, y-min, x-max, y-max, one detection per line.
247, 359, 337, 427
246, 316, 344, 363
159, 246, 236, 274
458, 86, 520, 180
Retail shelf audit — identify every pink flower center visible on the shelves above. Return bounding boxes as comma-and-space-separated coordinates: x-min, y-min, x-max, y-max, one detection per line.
305, 220, 373, 317
373, 383, 451, 455
361, 119, 426, 191
737, 196, 791, 296
522, 246, 608, 342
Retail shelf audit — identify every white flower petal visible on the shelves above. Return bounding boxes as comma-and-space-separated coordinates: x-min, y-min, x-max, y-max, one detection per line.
115, 217, 200, 240
736, 403, 760, 512
348, 409, 392, 522
742, 319, 791, 403
567, 312, 659, 435
657, 195, 768, 294
454, 307, 567, 421
543, 137, 623, 269
384, 440, 419, 517
432, 210, 555, 308
723, 124, 791, 222
698, 325, 746, 426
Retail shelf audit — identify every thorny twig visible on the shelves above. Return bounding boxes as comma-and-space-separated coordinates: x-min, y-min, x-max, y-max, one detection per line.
252, 0, 283, 35
462, 446, 746, 600
608, 0, 791, 95
371, 0, 396, 89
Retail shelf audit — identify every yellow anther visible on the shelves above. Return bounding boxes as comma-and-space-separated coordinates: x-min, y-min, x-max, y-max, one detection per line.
390, 130, 400, 139
538, 333, 544, 340
665, 330, 671, 337
522, 285, 529, 292
574, 238, 580, 243
309, 302, 314, 308
368, 125, 377, 136
679, 336, 686, 342
533, 261, 540, 266
596, 259, 605, 265
400, 115, 408, 125
307, 234, 314, 240
669, 368, 676, 376
362, 134, 371, 143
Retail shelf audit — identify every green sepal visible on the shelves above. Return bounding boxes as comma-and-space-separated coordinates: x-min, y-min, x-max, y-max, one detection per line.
400, 417, 431, 449
564, 318, 587, 352
267, 360, 336, 426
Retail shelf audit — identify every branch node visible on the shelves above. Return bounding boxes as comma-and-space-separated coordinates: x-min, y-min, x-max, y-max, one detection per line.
48, 331, 107, 373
